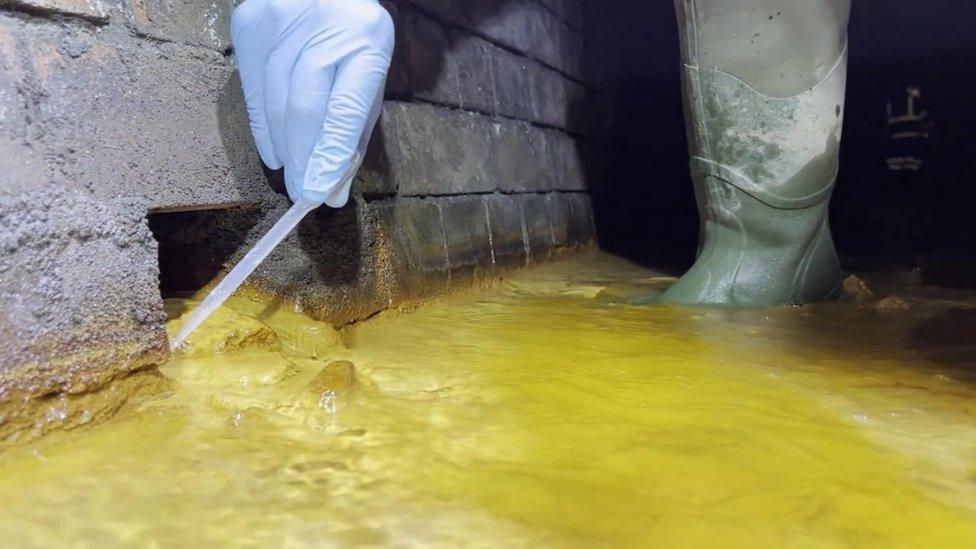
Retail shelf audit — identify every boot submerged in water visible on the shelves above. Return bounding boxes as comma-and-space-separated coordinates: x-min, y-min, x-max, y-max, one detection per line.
663, 0, 851, 307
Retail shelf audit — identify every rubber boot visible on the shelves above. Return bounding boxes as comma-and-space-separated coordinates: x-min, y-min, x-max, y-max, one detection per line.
663, 0, 851, 307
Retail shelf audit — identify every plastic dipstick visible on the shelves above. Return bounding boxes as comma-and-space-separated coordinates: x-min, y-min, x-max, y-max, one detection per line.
169, 198, 320, 351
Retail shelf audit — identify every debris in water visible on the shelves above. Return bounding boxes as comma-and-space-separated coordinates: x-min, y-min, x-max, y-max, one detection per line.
843, 274, 874, 305
302, 360, 358, 413
876, 295, 910, 312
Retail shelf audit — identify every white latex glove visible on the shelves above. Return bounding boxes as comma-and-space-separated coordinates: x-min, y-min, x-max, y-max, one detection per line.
231, 0, 394, 207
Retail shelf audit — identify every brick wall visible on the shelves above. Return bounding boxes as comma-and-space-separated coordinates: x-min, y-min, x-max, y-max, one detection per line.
0, 0, 613, 441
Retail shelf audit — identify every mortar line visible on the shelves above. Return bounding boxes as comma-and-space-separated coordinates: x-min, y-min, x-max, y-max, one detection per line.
381, 96, 609, 143
398, 0, 592, 89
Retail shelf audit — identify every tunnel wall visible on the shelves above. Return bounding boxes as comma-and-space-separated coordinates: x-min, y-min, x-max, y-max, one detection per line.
0, 0, 612, 442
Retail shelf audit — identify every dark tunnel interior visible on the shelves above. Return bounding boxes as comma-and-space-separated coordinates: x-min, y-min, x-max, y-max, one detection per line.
593, 0, 976, 284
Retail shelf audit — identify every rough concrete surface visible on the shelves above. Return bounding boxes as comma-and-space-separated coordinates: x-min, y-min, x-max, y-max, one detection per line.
130, 0, 239, 51
0, 187, 168, 444
4, 0, 107, 23
0, 12, 266, 213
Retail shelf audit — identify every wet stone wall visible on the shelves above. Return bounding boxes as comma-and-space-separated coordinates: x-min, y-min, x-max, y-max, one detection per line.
0, 0, 613, 442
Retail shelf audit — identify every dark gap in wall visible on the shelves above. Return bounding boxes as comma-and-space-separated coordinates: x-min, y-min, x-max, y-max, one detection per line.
147, 207, 264, 298
294, 201, 365, 289
584, 0, 698, 274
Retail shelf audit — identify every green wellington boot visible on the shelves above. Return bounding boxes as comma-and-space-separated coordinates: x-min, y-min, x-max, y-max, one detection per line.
663, 0, 851, 307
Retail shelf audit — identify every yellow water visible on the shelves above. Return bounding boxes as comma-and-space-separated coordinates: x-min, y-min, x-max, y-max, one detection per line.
3, 252, 976, 547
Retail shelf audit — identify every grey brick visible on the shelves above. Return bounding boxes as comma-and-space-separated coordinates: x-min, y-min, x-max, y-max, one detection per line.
384, 2, 411, 96
365, 197, 451, 302
546, 193, 571, 247
406, 0, 468, 27
486, 43, 534, 120
562, 79, 589, 134
411, 0, 533, 54
520, 194, 553, 261
396, 4, 588, 125
448, 30, 494, 114
485, 194, 527, 267
352, 113, 397, 198
391, 10, 499, 114
21, 20, 263, 211
525, 3, 583, 78
395, 8, 457, 105
0, 16, 44, 184
536, 0, 560, 17
387, 198, 449, 274
531, 67, 585, 129
530, 64, 566, 127
538, 0, 583, 28
5, 0, 107, 22
559, 27, 585, 80
129, 0, 237, 51
543, 130, 586, 191
566, 192, 596, 245
523, 3, 583, 79
439, 196, 493, 278
383, 102, 495, 196
473, 0, 533, 54
578, 139, 607, 192
491, 121, 549, 192
562, 0, 585, 30
526, 2, 562, 71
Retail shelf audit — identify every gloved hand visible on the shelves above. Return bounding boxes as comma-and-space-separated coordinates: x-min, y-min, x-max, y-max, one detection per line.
231, 0, 395, 207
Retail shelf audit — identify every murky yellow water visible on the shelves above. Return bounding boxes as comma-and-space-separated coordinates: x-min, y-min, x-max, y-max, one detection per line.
2, 252, 976, 547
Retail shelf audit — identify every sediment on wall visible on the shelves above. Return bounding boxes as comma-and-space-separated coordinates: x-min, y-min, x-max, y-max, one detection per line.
150, 190, 598, 329
0, 368, 174, 448
0, 187, 170, 445
0, 0, 614, 444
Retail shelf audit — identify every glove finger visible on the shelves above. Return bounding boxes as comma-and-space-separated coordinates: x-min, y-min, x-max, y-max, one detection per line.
284, 39, 338, 204
300, 11, 395, 206
231, 0, 281, 169
263, 41, 305, 197
264, 4, 344, 201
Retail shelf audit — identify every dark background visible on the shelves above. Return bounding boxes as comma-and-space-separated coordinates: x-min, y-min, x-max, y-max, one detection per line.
592, 0, 976, 274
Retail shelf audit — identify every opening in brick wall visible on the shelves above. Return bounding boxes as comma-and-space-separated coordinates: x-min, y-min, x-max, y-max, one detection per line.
147, 207, 264, 298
